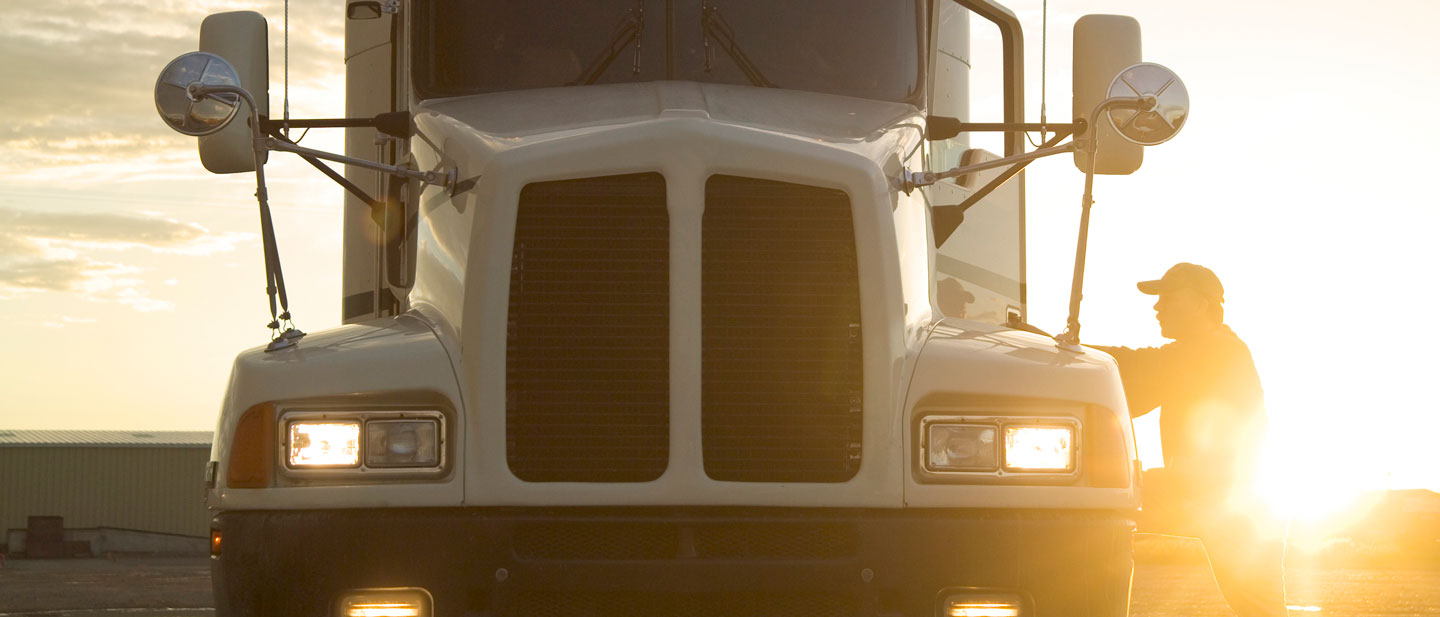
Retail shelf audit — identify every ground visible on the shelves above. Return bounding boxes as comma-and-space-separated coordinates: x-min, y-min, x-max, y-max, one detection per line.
0, 556, 1436, 616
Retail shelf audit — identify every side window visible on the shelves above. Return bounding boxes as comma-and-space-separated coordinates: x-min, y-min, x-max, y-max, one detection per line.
927, 4, 1023, 325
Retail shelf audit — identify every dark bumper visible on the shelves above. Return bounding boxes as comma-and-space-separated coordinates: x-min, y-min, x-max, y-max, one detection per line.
212, 507, 1134, 617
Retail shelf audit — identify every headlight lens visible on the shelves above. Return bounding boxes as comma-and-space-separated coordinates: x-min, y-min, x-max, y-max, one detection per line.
288, 421, 361, 467
926, 423, 998, 471
366, 420, 440, 468
1003, 425, 1074, 471
281, 411, 445, 473
920, 415, 1080, 478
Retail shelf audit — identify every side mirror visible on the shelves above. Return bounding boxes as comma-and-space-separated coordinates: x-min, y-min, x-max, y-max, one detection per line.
198, 11, 270, 174
1106, 62, 1188, 146
154, 52, 243, 136
1072, 15, 1141, 175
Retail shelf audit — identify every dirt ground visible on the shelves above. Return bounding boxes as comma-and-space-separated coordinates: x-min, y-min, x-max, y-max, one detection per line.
0, 556, 1436, 616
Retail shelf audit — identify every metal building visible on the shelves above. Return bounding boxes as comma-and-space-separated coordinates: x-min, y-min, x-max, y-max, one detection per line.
0, 431, 213, 542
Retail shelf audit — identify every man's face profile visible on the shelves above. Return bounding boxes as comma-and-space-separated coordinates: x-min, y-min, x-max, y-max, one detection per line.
1153, 288, 1209, 340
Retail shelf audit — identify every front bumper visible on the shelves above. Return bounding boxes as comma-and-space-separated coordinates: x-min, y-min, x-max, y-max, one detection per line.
212, 507, 1134, 617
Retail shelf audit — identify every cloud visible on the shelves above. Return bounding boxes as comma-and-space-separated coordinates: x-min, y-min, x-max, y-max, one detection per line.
1, 0, 343, 179
0, 255, 130, 292
2, 207, 210, 247
0, 206, 254, 311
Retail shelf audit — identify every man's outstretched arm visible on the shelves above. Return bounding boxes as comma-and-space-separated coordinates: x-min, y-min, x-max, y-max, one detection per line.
1089, 344, 1169, 418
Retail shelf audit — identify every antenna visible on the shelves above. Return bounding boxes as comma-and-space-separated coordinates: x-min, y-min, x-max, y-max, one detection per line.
283, 0, 290, 137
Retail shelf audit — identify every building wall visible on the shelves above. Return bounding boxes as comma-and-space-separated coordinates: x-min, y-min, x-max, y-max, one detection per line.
0, 446, 211, 538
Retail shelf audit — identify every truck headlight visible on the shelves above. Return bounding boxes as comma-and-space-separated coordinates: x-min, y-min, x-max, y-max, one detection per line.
926, 423, 998, 471
288, 421, 361, 467
366, 420, 440, 468
280, 410, 446, 474
1002, 425, 1074, 472
919, 414, 1080, 479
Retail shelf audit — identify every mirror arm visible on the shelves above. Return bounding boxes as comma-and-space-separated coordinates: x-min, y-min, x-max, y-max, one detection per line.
260, 111, 411, 138
932, 129, 1072, 248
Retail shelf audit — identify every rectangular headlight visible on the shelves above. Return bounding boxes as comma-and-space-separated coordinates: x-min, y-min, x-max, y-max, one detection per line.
365, 420, 440, 468
288, 421, 361, 467
926, 423, 998, 471
1002, 425, 1074, 472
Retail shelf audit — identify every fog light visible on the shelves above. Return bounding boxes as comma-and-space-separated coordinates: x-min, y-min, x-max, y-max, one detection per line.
209, 529, 222, 558
943, 593, 1022, 617
337, 588, 432, 617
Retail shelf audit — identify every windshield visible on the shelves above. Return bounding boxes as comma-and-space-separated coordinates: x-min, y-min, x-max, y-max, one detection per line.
413, 0, 922, 103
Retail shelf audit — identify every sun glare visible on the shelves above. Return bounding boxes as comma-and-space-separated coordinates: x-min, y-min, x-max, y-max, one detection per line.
1252, 432, 1368, 525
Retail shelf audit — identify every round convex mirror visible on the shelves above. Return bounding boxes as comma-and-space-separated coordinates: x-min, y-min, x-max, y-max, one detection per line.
154, 52, 243, 137
1106, 62, 1189, 146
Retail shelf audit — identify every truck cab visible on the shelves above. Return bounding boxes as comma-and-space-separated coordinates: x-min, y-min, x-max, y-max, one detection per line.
167, 1, 1166, 615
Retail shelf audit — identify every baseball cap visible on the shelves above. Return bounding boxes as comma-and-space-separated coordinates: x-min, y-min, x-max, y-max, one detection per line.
1137, 262, 1224, 301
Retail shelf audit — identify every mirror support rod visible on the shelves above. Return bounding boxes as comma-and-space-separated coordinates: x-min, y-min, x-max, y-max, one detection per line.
1056, 95, 1155, 350
925, 118, 1084, 141
189, 83, 304, 352
899, 141, 1074, 194
267, 139, 456, 191
932, 128, 1072, 248
265, 127, 384, 212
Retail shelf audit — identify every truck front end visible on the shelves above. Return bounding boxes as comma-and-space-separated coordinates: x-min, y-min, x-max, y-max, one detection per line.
183, 1, 1151, 615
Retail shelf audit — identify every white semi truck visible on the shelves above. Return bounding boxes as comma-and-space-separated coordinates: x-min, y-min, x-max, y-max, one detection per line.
154, 1, 1189, 615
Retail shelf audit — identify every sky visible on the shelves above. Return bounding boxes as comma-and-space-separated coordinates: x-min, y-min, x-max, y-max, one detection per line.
1, 1, 1436, 508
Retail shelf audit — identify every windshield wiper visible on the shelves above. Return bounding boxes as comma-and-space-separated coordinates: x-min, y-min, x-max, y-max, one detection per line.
570, 0, 645, 86
701, 2, 774, 88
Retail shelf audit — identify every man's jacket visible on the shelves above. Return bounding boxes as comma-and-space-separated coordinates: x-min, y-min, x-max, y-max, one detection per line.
1092, 325, 1266, 501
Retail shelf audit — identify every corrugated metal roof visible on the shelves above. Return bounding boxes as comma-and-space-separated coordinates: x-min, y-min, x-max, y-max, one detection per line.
0, 430, 212, 448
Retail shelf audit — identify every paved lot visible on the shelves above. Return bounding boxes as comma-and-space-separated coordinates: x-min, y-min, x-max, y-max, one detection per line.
0, 557, 211, 614
1133, 562, 1440, 616
1, 556, 1436, 616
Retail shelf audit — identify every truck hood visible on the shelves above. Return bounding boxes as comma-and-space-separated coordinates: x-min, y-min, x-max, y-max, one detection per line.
907, 318, 1127, 412
419, 81, 920, 147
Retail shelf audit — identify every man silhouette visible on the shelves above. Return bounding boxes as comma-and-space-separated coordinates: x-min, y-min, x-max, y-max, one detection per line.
1091, 263, 1287, 617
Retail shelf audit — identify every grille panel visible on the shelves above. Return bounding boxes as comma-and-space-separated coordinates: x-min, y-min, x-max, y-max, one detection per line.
513, 522, 678, 560
702, 176, 863, 483
507, 173, 669, 482
694, 522, 858, 559
510, 521, 859, 561
503, 591, 855, 617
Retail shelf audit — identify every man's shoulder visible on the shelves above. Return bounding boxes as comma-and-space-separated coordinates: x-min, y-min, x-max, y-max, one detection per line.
1213, 325, 1257, 360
